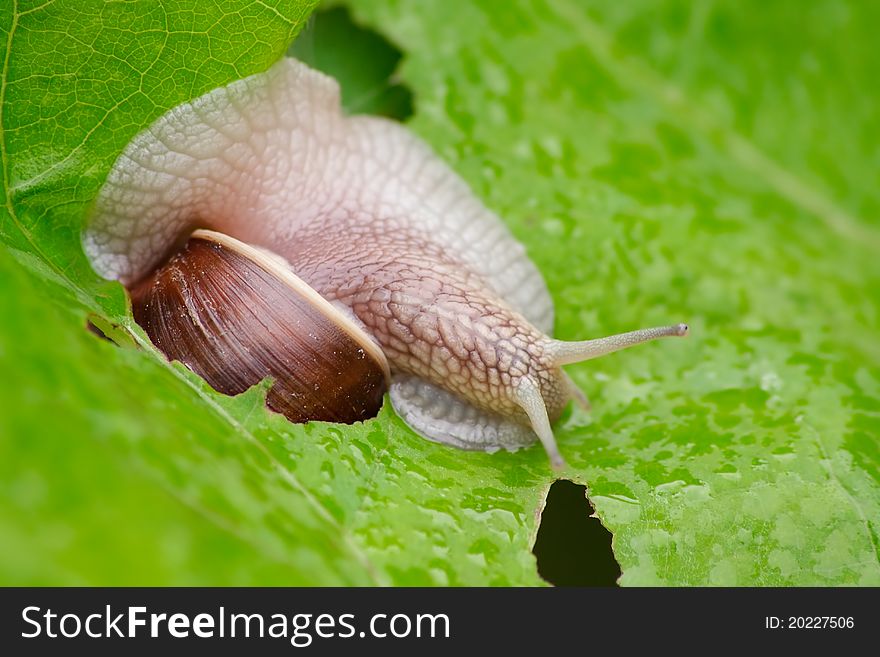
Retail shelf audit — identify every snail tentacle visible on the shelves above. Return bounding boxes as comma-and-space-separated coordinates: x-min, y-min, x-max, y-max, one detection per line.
513, 376, 566, 470
549, 323, 690, 367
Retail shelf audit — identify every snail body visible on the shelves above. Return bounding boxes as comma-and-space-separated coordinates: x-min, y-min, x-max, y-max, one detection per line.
85, 58, 687, 468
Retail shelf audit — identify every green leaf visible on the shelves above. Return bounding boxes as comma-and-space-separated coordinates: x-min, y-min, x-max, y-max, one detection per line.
2, 0, 878, 586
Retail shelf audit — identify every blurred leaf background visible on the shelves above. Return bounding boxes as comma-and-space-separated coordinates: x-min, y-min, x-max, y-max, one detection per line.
1, 0, 877, 585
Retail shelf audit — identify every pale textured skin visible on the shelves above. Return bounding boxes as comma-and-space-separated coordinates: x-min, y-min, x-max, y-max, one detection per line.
287, 213, 569, 425
83, 58, 565, 450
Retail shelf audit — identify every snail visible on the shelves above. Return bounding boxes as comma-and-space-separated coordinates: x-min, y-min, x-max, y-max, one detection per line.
84, 58, 688, 469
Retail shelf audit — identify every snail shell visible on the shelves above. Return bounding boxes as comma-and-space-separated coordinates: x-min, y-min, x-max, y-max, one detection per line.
84, 58, 687, 468
131, 229, 389, 424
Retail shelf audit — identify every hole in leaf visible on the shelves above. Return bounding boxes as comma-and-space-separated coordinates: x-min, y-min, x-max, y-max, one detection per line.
87, 319, 112, 342
288, 6, 414, 120
533, 480, 621, 586
86, 314, 135, 348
